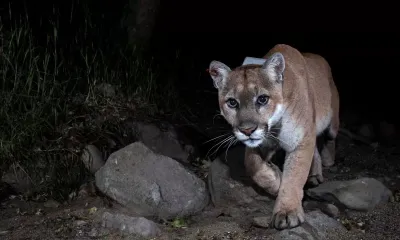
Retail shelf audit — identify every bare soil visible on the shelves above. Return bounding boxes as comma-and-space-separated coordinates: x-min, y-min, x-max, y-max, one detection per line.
1, 134, 400, 240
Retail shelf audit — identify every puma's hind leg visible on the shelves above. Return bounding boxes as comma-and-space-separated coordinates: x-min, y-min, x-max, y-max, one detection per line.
321, 139, 335, 167
321, 115, 339, 167
307, 146, 324, 187
322, 84, 340, 167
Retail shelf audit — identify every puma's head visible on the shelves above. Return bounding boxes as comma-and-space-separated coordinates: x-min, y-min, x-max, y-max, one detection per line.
209, 53, 286, 148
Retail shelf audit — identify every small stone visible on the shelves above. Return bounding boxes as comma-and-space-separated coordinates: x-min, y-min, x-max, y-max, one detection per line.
324, 203, 340, 218
81, 144, 104, 174
74, 220, 87, 227
88, 207, 97, 214
252, 216, 271, 228
44, 199, 60, 208
303, 201, 340, 218
88, 228, 98, 237
102, 211, 161, 238
68, 191, 77, 200
78, 181, 96, 198
35, 209, 44, 215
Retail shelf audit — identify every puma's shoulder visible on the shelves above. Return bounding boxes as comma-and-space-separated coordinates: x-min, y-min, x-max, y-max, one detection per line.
265, 45, 338, 135
266, 45, 332, 78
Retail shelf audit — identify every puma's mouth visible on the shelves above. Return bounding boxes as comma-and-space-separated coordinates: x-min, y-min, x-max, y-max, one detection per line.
233, 128, 265, 148
246, 137, 262, 141
243, 138, 263, 148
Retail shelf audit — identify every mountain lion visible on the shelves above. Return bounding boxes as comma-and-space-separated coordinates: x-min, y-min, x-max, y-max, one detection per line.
208, 44, 339, 229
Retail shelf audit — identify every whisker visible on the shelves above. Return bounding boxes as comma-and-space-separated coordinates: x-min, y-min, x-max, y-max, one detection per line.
224, 137, 238, 162
209, 136, 235, 158
205, 135, 234, 159
202, 132, 231, 144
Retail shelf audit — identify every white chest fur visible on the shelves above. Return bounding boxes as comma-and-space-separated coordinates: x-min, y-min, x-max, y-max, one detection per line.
278, 114, 305, 153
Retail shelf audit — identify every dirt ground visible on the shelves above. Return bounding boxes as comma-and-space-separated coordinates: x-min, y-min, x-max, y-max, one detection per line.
1, 134, 400, 240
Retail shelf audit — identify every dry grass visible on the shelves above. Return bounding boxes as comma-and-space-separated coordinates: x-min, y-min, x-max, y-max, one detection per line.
0, 4, 181, 201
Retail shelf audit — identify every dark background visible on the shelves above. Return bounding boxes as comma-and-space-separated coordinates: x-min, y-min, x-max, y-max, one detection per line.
2, 0, 400, 125
153, 1, 400, 125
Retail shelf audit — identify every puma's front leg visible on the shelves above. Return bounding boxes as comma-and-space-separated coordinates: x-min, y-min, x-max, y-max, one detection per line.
244, 147, 282, 196
271, 140, 315, 230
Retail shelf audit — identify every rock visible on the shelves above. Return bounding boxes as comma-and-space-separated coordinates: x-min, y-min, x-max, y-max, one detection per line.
208, 146, 273, 207
95, 142, 209, 219
306, 178, 393, 211
77, 181, 97, 198
127, 121, 190, 163
303, 201, 340, 218
323, 204, 340, 218
207, 145, 275, 223
74, 220, 88, 227
88, 228, 98, 237
208, 157, 257, 207
252, 216, 271, 228
43, 199, 60, 208
271, 211, 346, 240
81, 144, 104, 174
2, 164, 33, 194
101, 211, 161, 238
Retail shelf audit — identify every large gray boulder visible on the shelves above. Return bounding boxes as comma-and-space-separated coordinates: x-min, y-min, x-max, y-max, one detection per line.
306, 177, 392, 211
95, 141, 209, 219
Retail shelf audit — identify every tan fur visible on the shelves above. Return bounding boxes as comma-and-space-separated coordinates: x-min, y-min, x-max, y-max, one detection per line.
209, 44, 340, 230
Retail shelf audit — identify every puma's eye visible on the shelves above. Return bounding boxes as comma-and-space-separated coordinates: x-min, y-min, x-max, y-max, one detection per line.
256, 95, 269, 106
226, 98, 239, 108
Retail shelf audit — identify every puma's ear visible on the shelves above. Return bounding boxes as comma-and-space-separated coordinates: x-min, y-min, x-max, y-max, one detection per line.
209, 60, 231, 89
262, 52, 285, 83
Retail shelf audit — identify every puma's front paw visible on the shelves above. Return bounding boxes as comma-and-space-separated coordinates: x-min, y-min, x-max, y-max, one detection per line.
271, 201, 305, 230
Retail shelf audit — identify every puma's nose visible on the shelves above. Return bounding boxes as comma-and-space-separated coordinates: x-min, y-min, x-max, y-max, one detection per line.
238, 126, 257, 136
